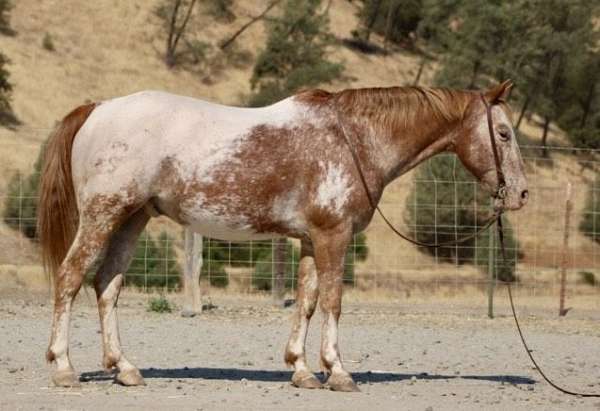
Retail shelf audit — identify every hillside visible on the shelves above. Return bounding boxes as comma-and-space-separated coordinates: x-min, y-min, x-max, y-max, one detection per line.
0, 0, 595, 290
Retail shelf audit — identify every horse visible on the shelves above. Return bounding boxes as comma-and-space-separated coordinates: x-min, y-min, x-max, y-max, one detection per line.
38, 80, 528, 391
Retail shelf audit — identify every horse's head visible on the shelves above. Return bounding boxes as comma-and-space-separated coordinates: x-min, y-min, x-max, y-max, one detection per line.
454, 81, 528, 211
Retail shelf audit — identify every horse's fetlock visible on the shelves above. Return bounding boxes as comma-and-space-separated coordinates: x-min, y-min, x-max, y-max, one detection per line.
46, 349, 56, 363
103, 352, 120, 370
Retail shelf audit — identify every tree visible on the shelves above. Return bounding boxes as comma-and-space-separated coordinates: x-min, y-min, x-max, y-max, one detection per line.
522, 1, 596, 154
220, 0, 281, 51
204, 0, 235, 23
355, 0, 422, 47
558, 49, 600, 149
412, 0, 461, 85
155, 0, 198, 68
404, 155, 519, 281
248, 0, 343, 107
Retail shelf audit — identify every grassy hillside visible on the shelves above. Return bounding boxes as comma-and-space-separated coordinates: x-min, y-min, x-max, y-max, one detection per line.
0, 0, 595, 288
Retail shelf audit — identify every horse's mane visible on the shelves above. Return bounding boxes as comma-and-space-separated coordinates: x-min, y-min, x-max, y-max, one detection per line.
297, 86, 476, 129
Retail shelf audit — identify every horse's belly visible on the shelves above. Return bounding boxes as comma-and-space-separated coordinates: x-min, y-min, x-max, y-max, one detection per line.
171, 199, 283, 241
186, 217, 282, 241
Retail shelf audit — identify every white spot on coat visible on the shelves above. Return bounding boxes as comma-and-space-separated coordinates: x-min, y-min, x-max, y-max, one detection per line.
316, 162, 351, 214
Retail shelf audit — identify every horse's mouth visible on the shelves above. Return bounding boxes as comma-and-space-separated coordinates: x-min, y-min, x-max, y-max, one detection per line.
493, 195, 524, 212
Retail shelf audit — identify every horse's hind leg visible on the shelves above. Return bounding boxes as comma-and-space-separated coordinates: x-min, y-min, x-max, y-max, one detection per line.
47, 214, 123, 387
94, 208, 150, 386
284, 240, 322, 389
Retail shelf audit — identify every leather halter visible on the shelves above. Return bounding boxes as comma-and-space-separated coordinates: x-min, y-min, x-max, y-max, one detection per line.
335, 94, 504, 249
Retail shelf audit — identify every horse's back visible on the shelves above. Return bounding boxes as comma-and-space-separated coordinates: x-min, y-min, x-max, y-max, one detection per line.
69, 90, 325, 240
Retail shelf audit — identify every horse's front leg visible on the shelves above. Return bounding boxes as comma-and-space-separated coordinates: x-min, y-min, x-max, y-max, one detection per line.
284, 240, 322, 389
312, 223, 358, 392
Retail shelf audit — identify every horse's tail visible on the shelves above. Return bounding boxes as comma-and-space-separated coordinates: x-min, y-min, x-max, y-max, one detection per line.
38, 103, 96, 283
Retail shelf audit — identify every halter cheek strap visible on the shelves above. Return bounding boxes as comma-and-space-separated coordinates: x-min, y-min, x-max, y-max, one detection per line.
480, 94, 507, 200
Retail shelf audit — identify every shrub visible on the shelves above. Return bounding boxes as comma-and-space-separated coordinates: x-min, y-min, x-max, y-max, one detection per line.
126, 231, 182, 290
580, 177, 600, 243
42, 33, 55, 52
3, 148, 43, 239
148, 295, 172, 313
404, 155, 519, 281
578, 271, 597, 287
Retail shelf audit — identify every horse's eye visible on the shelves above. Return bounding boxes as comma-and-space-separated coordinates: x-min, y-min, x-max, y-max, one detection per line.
497, 127, 511, 141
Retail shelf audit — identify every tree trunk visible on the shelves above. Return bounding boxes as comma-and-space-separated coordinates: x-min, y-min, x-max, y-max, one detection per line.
364, 0, 382, 42
383, 1, 396, 51
165, 0, 197, 68
580, 81, 596, 129
515, 95, 530, 131
413, 56, 426, 86
220, 0, 282, 50
165, 0, 183, 68
541, 116, 551, 157
468, 61, 480, 89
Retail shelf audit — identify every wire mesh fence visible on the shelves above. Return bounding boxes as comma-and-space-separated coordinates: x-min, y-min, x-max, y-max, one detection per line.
2, 136, 600, 299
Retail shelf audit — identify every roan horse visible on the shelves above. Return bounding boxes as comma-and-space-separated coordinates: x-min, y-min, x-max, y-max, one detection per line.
38, 81, 528, 391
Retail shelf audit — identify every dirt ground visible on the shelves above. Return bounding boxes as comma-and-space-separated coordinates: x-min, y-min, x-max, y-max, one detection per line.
1, 287, 600, 411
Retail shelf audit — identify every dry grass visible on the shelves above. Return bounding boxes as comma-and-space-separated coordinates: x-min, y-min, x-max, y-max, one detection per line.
0, 0, 595, 292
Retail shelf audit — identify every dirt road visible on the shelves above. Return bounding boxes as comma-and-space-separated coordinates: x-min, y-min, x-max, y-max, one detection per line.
1, 288, 600, 410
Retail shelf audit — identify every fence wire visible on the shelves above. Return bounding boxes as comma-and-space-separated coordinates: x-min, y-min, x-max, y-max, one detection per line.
2, 139, 600, 297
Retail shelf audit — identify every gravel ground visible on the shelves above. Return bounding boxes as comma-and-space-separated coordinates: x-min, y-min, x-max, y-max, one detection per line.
1, 287, 600, 411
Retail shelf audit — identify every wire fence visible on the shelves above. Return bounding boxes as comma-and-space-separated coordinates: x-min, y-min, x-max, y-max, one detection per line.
2, 137, 600, 299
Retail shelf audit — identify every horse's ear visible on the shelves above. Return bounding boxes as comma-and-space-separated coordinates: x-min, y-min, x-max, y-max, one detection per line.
484, 80, 513, 104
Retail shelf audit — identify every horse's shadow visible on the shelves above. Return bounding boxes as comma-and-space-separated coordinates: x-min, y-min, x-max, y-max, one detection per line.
80, 367, 535, 386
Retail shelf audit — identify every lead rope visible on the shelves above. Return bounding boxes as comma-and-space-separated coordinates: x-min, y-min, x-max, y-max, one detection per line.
497, 217, 600, 397
335, 97, 600, 398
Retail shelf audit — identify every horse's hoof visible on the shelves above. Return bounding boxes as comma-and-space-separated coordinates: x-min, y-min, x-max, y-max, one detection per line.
327, 373, 360, 392
291, 370, 323, 389
116, 368, 146, 386
52, 370, 81, 387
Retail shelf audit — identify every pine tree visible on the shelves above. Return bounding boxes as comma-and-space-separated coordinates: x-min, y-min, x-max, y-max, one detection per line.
125, 231, 182, 290
249, 0, 343, 107
355, 0, 423, 47
580, 177, 600, 244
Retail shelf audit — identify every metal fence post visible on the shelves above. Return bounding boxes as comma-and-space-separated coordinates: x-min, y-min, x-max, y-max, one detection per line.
559, 182, 572, 316
487, 199, 496, 319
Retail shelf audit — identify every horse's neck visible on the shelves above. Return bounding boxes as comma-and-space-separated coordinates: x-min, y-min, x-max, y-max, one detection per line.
346, 102, 459, 185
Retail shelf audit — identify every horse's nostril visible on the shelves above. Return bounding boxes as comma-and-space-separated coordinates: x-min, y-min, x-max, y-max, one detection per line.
521, 190, 529, 200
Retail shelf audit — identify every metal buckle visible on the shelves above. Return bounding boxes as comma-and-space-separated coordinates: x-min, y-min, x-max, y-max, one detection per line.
496, 185, 507, 200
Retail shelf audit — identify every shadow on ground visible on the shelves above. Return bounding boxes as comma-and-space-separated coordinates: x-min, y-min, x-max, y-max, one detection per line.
80, 367, 535, 386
